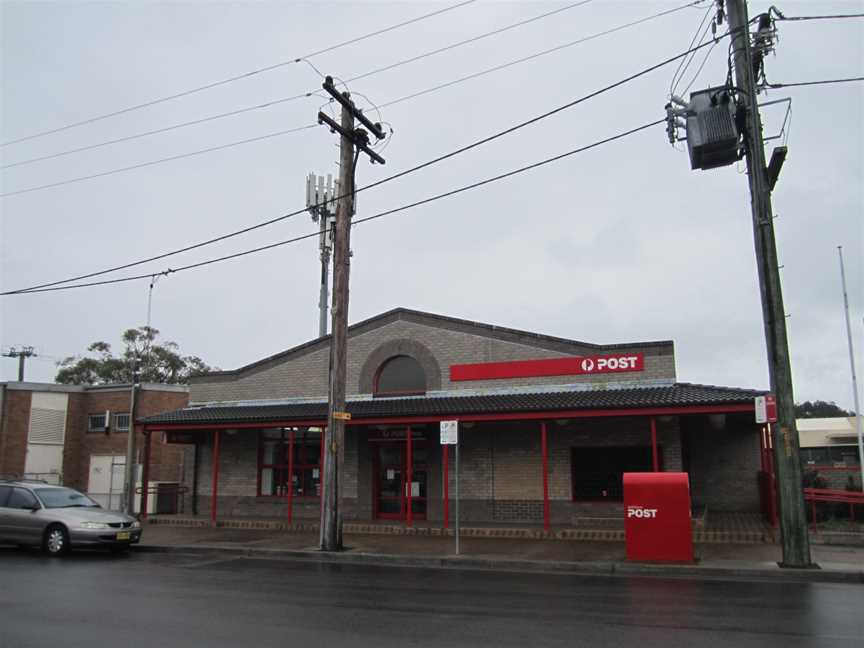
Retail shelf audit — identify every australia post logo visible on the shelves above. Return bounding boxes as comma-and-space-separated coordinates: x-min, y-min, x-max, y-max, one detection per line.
627, 505, 658, 519
579, 354, 643, 374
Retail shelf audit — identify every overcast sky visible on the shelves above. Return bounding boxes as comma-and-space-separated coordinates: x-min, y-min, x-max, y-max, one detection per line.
1, 0, 861, 409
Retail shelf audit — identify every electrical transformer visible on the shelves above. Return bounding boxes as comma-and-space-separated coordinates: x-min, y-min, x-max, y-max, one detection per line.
686, 86, 740, 170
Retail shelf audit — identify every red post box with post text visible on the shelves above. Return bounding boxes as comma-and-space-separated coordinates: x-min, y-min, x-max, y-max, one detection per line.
623, 472, 694, 562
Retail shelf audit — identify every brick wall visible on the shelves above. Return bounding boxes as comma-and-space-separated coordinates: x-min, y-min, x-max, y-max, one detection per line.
0, 390, 31, 476
72, 388, 189, 491
684, 413, 761, 512
190, 316, 675, 403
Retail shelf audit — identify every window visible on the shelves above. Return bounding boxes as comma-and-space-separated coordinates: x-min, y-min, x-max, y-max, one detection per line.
115, 413, 130, 432
374, 355, 426, 396
8, 488, 39, 510
0, 485, 11, 507
258, 428, 322, 497
87, 414, 107, 433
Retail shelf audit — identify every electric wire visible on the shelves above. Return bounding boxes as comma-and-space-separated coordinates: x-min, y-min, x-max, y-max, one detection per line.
1, 92, 322, 170
2, 31, 730, 295
344, 0, 595, 84
764, 77, 864, 89
669, 3, 714, 96
2, 0, 699, 176
6, 119, 663, 295
680, 38, 722, 95
0, 125, 318, 198
0, 0, 478, 148
378, 0, 707, 109
2, 0, 598, 170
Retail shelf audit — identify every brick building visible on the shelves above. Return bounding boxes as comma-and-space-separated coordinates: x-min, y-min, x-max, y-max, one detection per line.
0, 382, 188, 511
140, 308, 773, 526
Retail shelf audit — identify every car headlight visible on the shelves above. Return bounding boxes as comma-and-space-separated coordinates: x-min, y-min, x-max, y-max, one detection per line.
80, 522, 110, 530
131, 520, 141, 528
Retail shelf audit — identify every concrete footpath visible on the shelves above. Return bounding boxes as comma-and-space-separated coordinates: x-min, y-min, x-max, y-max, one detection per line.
137, 524, 864, 584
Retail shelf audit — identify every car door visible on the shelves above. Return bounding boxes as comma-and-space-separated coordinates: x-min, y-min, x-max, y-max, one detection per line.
0, 485, 13, 542
5, 487, 44, 544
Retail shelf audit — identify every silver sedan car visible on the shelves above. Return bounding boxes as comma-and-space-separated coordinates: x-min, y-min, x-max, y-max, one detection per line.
0, 480, 142, 555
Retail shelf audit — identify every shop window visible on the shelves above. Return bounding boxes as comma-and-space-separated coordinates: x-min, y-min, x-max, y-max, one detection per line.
258, 428, 322, 497
374, 355, 426, 396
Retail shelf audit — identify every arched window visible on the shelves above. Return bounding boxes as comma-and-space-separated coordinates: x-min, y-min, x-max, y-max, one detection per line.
374, 355, 427, 396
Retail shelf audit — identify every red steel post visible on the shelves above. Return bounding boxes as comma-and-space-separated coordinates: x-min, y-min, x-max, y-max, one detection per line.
650, 417, 659, 472
406, 426, 413, 527
443, 443, 449, 529
541, 422, 550, 532
211, 429, 221, 525
287, 429, 294, 525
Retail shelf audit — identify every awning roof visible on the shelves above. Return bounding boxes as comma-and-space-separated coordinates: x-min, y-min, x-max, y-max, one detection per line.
141, 382, 762, 428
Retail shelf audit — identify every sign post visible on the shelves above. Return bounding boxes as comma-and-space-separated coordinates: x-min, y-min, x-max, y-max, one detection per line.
440, 420, 459, 555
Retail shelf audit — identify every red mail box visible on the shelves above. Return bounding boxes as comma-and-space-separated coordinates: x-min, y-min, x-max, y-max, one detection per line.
623, 472, 694, 562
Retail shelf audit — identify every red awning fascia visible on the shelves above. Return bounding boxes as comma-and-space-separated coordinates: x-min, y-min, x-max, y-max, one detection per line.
142, 403, 753, 432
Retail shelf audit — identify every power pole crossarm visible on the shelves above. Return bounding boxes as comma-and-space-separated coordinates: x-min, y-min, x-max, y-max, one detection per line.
727, 0, 812, 567
3, 346, 36, 381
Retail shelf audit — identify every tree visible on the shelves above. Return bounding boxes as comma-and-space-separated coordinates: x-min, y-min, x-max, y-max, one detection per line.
794, 400, 855, 419
56, 326, 213, 385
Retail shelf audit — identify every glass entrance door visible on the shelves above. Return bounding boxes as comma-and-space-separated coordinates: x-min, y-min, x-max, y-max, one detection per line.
374, 441, 427, 520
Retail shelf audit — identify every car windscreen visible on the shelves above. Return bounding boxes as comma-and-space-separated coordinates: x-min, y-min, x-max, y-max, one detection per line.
35, 488, 100, 509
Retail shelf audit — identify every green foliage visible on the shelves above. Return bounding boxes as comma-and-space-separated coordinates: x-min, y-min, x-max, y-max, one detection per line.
56, 326, 213, 385
794, 400, 855, 418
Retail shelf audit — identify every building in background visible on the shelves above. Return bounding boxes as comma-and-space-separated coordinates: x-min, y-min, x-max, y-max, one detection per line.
798, 417, 861, 490
0, 382, 188, 512
141, 308, 771, 527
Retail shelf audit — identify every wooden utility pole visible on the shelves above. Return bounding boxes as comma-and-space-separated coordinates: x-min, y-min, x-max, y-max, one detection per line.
726, 0, 811, 567
317, 76, 386, 552
321, 104, 354, 552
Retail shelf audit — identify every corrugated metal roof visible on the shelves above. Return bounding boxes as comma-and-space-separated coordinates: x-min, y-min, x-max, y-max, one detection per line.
141, 382, 762, 426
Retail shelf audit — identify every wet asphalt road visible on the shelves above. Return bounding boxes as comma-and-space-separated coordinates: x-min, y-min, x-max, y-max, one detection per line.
0, 547, 861, 648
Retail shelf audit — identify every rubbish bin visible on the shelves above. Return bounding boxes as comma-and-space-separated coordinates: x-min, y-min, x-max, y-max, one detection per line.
623, 472, 694, 562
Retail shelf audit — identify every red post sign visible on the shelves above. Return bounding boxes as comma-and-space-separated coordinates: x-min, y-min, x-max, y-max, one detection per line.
450, 353, 645, 382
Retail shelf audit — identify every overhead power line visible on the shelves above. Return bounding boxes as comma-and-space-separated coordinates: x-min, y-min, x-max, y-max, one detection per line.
378, 0, 706, 109
0, 125, 317, 198
3, 0, 700, 172
1, 92, 319, 170
6, 119, 663, 295
2, 30, 730, 295
3, 0, 601, 171
344, 0, 595, 84
0, 0, 478, 148
764, 76, 864, 89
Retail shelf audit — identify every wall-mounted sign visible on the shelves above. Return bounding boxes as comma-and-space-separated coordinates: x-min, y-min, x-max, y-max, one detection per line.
450, 353, 645, 382
755, 394, 777, 423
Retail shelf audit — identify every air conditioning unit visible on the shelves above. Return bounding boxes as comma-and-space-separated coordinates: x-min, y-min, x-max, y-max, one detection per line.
686, 87, 740, 170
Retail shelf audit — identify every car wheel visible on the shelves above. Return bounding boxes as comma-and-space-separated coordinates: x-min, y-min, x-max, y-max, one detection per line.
43, 524, 69, 556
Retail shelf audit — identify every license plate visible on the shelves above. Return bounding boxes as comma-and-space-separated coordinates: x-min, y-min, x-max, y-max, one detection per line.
116, 531, 131, 541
